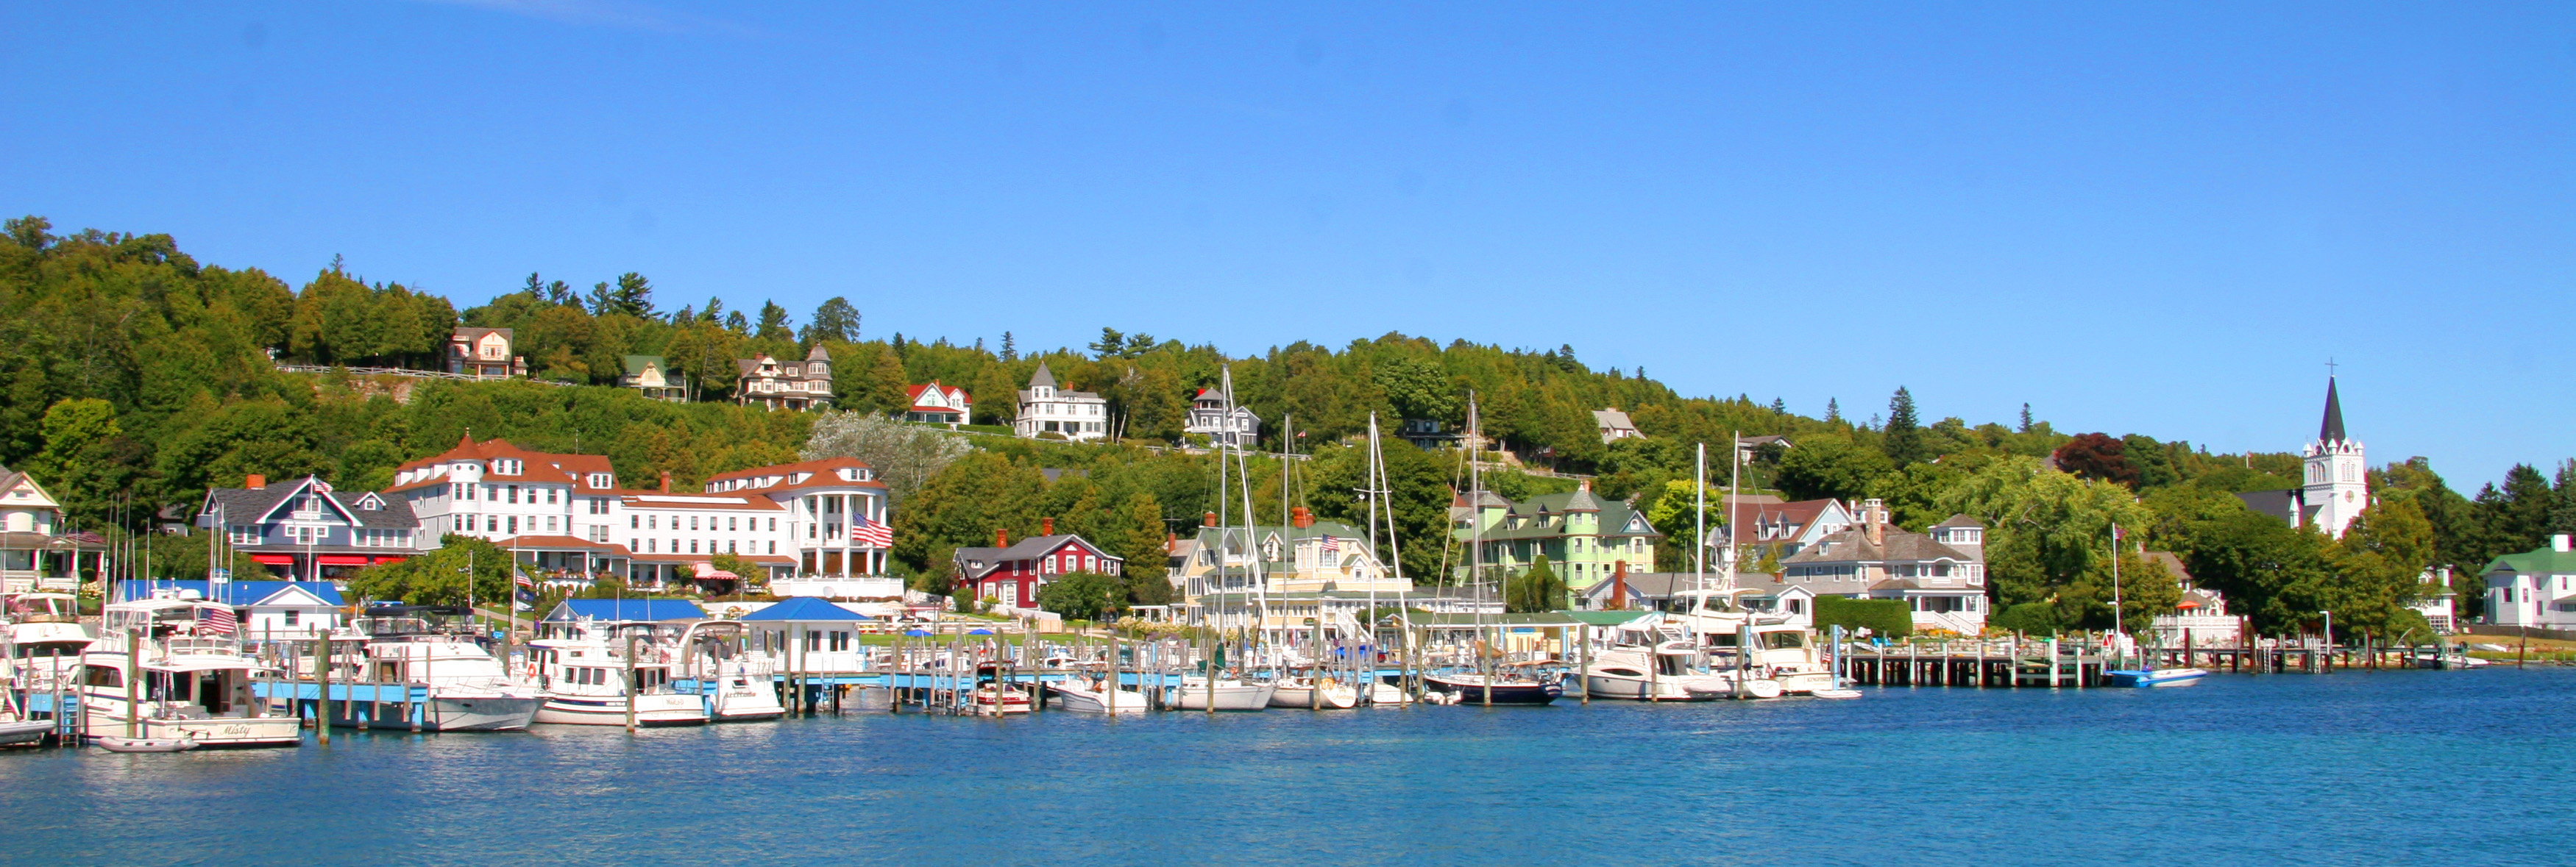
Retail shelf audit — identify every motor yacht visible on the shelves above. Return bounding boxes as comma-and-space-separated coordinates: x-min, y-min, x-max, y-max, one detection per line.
674, 620, 784, 721
344, 606, 541, 731
528, 623, 709, 727
79, 593, 302, 747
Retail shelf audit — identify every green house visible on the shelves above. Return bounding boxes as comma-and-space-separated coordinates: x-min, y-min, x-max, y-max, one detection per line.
1450, 481, 1661, 591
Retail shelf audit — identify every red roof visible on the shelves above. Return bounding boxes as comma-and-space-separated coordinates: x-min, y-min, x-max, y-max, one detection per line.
700, 457, 887, 494
904, 381, 971, 411
386, 436, 622, 494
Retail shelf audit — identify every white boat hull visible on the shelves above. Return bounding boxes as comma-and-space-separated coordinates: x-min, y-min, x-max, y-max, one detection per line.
709, 678, 786, 722
82, 711, 302, 748
1051, 682, 1149, 713
328, 694, 542, 731
1581, 669, 1731, 701
1269, 681, 1359, 709
0, 718, 55, 745
1366, 682, 1410, 705
533, 693, 709, 727
1173, 681, 1275, 711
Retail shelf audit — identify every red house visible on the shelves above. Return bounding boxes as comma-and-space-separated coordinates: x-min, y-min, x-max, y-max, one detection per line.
951, 518, 1123, 613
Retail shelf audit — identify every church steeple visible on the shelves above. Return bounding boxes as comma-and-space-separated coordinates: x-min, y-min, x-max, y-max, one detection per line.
2319, 377, 2346, 444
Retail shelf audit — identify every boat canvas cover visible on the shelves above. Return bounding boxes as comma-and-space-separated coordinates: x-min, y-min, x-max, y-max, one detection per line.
542, 599, 706, 623
738, 596, 870, 622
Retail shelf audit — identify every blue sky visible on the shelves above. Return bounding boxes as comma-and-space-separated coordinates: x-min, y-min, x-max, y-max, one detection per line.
6, 2, 2570, 486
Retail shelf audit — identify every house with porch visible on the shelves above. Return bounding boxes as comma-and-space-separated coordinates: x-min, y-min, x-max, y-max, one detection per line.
197, 474, 429, 583
697, 457, 898, 599
447, 327, 524, 379
951, 521, 1124, 614
1451, 481, 1662, 593
0, 466, 93, 593
1174, 507, 1412, 602
621, 355, 687, 402
1184, 388, 1260, 447
905, 381, 973, 426
1777, 501, 1989, 635
114, 579, 346, 638
2482, 534, 2576, 629
2145, 551, 2242, 646
734, 346, 834, 411
1015, 363, 1108, 441
1725, 496, 1856, 558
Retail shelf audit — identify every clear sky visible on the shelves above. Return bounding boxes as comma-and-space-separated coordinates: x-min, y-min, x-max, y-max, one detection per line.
7, 2, 2570, 486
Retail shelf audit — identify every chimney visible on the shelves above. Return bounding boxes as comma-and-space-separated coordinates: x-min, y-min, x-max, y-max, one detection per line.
1042, 517, 1056, 536
1864, 498, 1885, 546
1204, 511, 1218, 527
1166, 531, 1178, 554
1291, 506, 1313, 529
1609, 560, 1628, 610
996, 528, 1010, 548
659, 471, 672, 493
2556, 534, 2572, 554
245, 474, 266, 490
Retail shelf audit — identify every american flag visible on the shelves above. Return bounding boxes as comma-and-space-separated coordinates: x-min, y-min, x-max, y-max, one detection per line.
515, 570, 535, 590
853, 514, 894, 549
195, 604, 238, 636
1319, 535, 1339, 555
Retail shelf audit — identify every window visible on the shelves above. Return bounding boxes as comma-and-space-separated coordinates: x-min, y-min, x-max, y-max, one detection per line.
507, 516, 519, 535
547, 488, 558, 504
545, 515, 558, 532
508, 485, 519, 504
648, 515, 659, 529
727, 517, 737, 532
283, 610, 300, 627
768, 518, 777, 532
689, 515, 699, 531
767, 541, 776, 554
630, 515, 640, 529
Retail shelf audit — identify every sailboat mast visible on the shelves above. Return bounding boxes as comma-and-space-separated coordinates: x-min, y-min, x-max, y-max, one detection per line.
1725, 431, 1741, 593
1694, 442, 1706, 619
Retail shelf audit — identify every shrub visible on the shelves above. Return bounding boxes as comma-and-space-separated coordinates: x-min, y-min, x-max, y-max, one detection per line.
1990, 602, 2063, 635
1815, 595, 1912, 638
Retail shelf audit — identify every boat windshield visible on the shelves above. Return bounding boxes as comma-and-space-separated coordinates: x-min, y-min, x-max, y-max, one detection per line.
15, 640, 90, 657
1760, 631, 1806, 650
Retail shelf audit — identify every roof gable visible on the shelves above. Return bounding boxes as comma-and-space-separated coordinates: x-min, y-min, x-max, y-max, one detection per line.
740, 596, 870, 622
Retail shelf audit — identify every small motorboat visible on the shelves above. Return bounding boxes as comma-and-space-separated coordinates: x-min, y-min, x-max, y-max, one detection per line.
96, 735, 197, 753
1423, 668, 1563, 705
2104, 667, 2209, 688
1269, 674, 1359, 709
0, 718, 57, 746
1049, 674, 1147, 714
1365, 681, 1410, 705
1171, 676, 1276, 711
1809, 688, 1864, 699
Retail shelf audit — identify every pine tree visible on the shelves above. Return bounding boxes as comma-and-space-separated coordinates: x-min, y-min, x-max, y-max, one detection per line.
1825, 398, 1841, 424
999, 332, 1017, 362
755, 301, 792, 340
1769, 397, 1786, 415
2020, 402, 2034, 433
1883, 387, 1927, 465
2549, 460, 2576, 535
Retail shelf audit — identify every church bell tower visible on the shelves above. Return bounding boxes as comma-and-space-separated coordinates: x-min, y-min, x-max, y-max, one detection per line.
2302, 376, 2366, 538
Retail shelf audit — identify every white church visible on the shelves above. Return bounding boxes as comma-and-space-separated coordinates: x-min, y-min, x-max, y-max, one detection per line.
2233, 376, 2455, 632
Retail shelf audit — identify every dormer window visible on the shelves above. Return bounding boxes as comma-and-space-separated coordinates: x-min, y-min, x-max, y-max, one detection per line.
587, 473, 612, 488
494, 459, 522, 475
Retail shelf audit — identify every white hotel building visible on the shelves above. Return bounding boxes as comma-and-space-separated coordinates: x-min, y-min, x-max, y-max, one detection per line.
386, 437, 900, 598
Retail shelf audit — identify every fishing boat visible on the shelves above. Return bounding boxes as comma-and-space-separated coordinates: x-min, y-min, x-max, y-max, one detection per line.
94, 735, 196, 753
344, 606, 542, 731
674, 621, 784, 722
1583, 641, 1733, 701
4, 591, 93, 695
79, 593, 303, 748
528, 626, 709, 727
1268, 671, 1358, 709
2103, 667, 2209, 688
1049, 669, 1148, 714
1172, 675, 1276, 710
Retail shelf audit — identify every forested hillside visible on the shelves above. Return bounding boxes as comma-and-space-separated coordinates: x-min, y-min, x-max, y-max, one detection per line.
7, 215, 2573, 636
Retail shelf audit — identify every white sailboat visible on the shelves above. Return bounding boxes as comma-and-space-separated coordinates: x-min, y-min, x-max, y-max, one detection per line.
1172, 676, 1277, 710
79, 593, 302, 747
1268, 671, 1359, 709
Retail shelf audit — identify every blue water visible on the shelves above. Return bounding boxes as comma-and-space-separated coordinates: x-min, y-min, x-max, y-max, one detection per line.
7, 669, 2573, 866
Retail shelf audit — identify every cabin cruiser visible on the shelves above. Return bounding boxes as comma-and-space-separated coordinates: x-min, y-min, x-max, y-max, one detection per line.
1424, 663, 1564, 705
528, 622, 709, 727
1583, 639, 1734, 701
78, 593, 302, 747
342, 606, 541, 731
4, 591, 93, 694
674, 621, 784, 722
971, 663, 1032, 716
1268, 670, 1359, 709
1049, 666, 1148, 713
1671, 589, 1834, 696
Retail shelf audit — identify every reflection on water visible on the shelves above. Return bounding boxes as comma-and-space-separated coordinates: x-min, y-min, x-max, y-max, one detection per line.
6, 669, 2574, 866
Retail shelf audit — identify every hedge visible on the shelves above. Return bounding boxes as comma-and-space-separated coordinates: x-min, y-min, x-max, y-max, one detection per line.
1814, 596, 1912, 638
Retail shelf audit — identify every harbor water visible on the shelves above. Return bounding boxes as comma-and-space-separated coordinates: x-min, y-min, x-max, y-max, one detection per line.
6, 668, 2571, 866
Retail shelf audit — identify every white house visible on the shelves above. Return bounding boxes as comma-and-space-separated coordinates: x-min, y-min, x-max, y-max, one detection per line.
1593, 408, 1643, 443
734, 346, 834, 411
1015, 363, 1109, 441
447, 327, 523, 379
1778, 501, 1989, 635
2483, 534, 2576, 629
1184, 388, 1260, 447
0, 465, 79, 593
905, 381, 973, 426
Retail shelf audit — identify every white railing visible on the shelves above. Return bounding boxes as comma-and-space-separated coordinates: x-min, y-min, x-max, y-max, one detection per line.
272, 364, 572, 387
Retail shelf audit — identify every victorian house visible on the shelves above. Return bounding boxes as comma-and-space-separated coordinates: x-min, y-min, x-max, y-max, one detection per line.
1451, 481, 1663, 593
1015, 363, 1108, 441
0, 466, 93, 593
447, 327, 524, 379
1183, 388, 1260, 446
620, 354, 687, 402
198, 474, 430, 582
734, 346, 834, 411
1174, 507, 1420, 631
905, 381, 973, 426
951, 519, 1124, 614
1777, 500, 1989, 634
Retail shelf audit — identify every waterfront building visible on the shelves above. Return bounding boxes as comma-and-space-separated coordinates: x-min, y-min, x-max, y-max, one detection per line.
2480, 534, 2576, 629
951, 520, 1124, 613
1450, 480, 1662, 593
0, 465, 91, 593
1014, 363, 1108, 441
1183, 387, 1260, 446
387, 437, 895, 596
1777, 500, 1989, 634
198, 474, 430, 582
734, 346, 834, 411
2146, 552, 2242, 645
905, 381, 973, 426
447, 327, 524, 379
2236, 376, 2367, 540
1592, 408, 1643, 443
111, 579, 345, 638
1174, 507, 1411, 602
620, 354, 688, 402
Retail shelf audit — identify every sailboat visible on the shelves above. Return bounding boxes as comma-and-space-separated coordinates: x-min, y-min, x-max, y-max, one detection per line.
1423, 394, 1563, 706
2102, 523, 2209, 688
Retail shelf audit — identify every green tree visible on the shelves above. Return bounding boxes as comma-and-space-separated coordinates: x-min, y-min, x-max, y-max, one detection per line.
1882, 386, 1928, 465
1505, 554, 1567, 613
1643, 479, 1720, 569
803, 297, 861, 346
1773, 435, 1892, 502
1035, 571, 1125, 620
347, 535, 514, 606
756, 301, 793, 341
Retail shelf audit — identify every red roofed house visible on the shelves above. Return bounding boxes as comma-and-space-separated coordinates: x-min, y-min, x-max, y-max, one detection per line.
734, 346, 834, 411
447, 327, 525, 379
951, 519, 1124, 615
386, 435, 638, 583
904, 381, 972, 427
698, 457, 898, 599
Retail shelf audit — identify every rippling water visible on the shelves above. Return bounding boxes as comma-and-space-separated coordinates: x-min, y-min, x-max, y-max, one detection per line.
7, 668, 2571, 866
